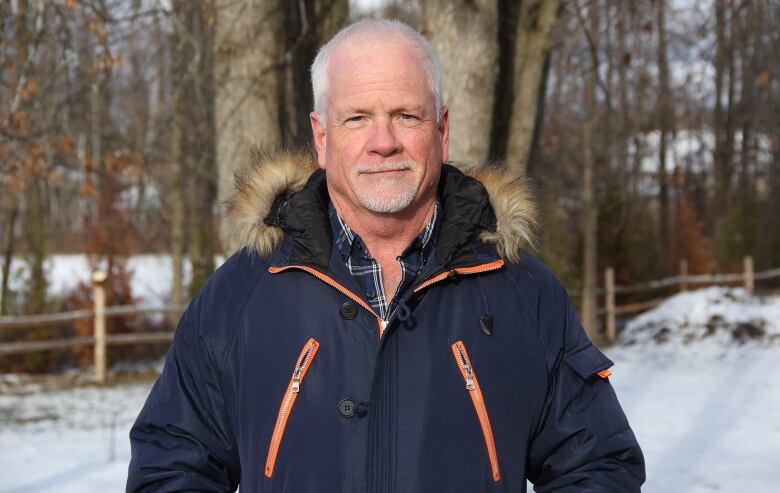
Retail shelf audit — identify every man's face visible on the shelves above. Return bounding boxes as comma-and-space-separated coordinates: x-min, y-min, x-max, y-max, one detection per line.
310, 37, 449, 216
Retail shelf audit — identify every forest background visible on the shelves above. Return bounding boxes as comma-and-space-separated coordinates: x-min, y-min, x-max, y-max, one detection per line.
1, 0, 779, 371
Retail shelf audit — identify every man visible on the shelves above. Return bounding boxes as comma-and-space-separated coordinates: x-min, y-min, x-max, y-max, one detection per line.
128, 19, 644, 492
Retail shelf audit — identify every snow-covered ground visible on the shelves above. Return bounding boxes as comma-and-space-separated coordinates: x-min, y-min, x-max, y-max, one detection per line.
1, 287, 779, 492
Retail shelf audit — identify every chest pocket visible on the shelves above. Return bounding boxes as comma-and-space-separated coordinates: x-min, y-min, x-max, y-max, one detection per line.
563, 343, 628, 437
264, 338, 320, 478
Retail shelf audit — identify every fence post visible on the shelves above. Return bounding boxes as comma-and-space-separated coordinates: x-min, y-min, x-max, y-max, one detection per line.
743, 256, 754, 293
679, 259, 688, 292
92, 270, 108, 385
605, 267, 615, 344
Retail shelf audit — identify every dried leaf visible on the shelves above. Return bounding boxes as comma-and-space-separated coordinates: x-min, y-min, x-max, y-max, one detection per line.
23, 77, 38, 98
59, 135, 76, 154
757, 70, 770, 87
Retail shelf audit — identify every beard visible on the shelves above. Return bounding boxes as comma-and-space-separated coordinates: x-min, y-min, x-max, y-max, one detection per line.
353, 161, 419, 214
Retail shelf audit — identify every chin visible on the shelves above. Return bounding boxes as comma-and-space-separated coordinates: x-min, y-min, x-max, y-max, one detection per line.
357, 186, 417, 214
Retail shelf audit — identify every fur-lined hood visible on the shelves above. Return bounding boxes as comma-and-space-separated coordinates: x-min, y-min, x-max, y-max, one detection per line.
225, 149, 537, 263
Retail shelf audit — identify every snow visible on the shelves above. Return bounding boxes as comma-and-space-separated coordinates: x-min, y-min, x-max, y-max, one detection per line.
1, 287, 780, 491
0, 254, 225, 306
0, 382, 153, 492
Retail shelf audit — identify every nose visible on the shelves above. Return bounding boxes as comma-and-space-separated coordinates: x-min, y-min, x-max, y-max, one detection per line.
367, 118, 401, 157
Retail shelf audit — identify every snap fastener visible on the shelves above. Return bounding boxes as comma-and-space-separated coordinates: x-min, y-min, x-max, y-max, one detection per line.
340, 301, 358, 320
338, 399, 356, 418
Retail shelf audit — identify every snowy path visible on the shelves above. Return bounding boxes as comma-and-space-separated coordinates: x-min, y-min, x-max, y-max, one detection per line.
608, 344, 780, 492
0, 383, 150, 493
1, 345, 778, 492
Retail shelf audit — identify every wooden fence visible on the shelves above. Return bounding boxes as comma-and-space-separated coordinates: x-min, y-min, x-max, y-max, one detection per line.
600, 256, 780, 343
1, 258, 779, 383
0, 271, 183, 384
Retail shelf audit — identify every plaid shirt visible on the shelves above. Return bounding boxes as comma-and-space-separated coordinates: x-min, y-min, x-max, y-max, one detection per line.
329, 202, 439, 321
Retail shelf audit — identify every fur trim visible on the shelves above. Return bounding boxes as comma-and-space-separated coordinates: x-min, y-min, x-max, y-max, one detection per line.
225, 152, 537, 261
468, 164, 538, 263
224, 148, 318, 255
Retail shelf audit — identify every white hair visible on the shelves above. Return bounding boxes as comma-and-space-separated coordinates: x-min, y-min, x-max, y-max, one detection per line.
310, 18, 444, 123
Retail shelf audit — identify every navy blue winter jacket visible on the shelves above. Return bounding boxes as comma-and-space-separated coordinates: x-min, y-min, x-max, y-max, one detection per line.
127, 153, 645, 492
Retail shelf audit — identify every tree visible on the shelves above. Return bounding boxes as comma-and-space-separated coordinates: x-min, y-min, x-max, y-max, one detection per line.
655, 0, 673, 270
215, 0, 286, 251
505, 0, 561, 174
421, 0, 498, 164
580, 0, 600, 340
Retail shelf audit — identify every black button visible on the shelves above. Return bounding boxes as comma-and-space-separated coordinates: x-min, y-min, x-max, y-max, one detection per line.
340, 301, 358, 320
366, 291, 376, 299
338, 399, 356, 418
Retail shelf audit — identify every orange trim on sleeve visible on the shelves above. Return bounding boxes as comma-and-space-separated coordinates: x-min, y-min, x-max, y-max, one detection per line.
597, 369, 612, 379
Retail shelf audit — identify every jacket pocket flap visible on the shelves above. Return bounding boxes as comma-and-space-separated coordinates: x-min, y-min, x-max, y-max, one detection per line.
563, 344, 614, 380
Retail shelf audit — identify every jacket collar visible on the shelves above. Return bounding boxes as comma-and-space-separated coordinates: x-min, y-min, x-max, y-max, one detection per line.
225, 149, 538, 271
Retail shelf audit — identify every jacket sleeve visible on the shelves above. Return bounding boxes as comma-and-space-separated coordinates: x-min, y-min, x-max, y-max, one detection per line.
526, 280, 645, 492
126, 309, 240, 492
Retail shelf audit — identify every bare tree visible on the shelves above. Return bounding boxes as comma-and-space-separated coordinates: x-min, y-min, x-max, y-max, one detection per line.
215, 0, 286, 251
421, 0, 498, 164
505, 0, 561, 173
655, 0, 673, 268
580, 0, 599, 340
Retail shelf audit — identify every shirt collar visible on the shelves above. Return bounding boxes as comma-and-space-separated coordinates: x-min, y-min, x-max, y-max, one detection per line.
328, 201, 440, 263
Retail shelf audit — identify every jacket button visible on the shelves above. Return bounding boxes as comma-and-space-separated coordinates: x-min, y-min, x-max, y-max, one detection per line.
340, 301, 358, 320
338, 399, 356, 418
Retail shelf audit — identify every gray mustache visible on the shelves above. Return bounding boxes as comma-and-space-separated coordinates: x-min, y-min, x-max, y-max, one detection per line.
355, 162, 416, 173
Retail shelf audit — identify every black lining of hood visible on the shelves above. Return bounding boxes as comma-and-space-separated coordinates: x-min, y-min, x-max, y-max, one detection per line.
435, 165, 497, 268
270, 164, 497, 272
274, 169, 332, 271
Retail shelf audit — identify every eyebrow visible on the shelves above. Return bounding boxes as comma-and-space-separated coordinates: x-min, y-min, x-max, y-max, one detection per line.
336, 104, 428, 117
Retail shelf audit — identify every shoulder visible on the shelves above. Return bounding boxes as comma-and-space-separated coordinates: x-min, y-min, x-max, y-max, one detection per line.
177, 249, 269, 360
501, 252, 587, 359
503, 251, 571, 314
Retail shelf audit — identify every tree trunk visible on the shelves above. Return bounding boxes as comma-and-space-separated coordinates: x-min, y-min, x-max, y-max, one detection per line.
186, 1, 218, 297
656, 0, 672, 270
1, 201, 19, 316
505, 0, 561, 174
24, 176, 48, 314
713, 0, 736, 264
280, 0, 348, 147
169, 12, 186, 314
421, 0, 498, 164
215, 0, 285, 252
580, 0, 599, 341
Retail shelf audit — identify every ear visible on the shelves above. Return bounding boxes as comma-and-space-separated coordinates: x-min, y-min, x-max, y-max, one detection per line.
310, 111, 327, 169
438, 105, 450, 163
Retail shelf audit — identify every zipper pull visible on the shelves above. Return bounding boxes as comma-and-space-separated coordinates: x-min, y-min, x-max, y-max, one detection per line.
291, 366, 303, 393
292, 341, 316, 393
463, 362, 476, 391
456, 344, 476, 391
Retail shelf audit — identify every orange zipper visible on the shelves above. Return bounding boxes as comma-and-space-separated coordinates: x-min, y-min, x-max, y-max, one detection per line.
269, 265, 385, 337
414, 259, 505, 293
451, 340, 501, 482
264, 338, 320, 478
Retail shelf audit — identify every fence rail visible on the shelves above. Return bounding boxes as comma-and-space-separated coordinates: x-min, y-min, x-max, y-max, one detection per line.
0, 269, 184, 383
1, 257, 779, 383
601, 256, 780, 343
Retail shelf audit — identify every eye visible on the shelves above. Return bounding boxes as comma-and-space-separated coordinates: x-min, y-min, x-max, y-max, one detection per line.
399, 113, 419, 121
343, 115, 366, 128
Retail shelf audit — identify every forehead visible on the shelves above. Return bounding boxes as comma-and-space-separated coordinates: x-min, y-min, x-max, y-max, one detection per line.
327, 37, 432, 110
